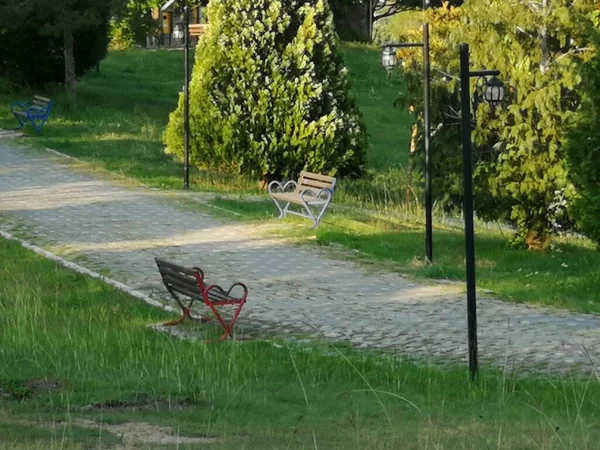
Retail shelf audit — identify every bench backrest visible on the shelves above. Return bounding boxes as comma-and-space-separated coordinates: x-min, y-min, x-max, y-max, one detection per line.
155, 258, 204, 303
296, 171, 336, 195
33, 96, 52, 109
31, 96, 53, 119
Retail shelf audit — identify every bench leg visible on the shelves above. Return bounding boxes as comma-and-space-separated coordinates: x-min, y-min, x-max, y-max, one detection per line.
270, 196, 291, 220
12, 113, 25, 130
162, 307, 191, 326
301, 200, 332, 229
203, 300, 246, 342
29, 117, 46, 134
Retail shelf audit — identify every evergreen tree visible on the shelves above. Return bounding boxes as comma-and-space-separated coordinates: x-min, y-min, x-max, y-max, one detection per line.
566, 26, 600, 245
164, 0, 367, 182
393, 0, 597, 248
0, 0, 114, 88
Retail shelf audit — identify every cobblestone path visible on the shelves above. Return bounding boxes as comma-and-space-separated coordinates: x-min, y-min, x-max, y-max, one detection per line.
1, 140, 599, 373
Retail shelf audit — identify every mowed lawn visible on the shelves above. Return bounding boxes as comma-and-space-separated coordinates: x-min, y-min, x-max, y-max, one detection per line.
2, 237, 600, 449
0, 44, 411, 191
1, 45, 599, 314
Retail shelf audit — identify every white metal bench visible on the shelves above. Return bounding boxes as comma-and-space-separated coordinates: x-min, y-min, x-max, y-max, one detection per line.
268, 171, 336, 228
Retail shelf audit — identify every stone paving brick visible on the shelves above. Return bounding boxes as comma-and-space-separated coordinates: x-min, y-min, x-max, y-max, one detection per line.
1, 141, 600, 372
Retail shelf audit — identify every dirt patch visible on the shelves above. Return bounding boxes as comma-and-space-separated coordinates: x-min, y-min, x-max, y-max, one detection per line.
73, 419, 217, 446
80, 397, 194, 412
1, 378, 62, 400
25, 378, 61, 393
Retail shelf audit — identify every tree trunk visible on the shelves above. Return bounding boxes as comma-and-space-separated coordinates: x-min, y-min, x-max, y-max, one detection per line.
539, 0, 549, 73
63, 29, 76, 90
405, 122, 419, 203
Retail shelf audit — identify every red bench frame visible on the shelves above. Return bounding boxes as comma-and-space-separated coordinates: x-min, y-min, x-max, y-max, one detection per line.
155, 258, 248, 341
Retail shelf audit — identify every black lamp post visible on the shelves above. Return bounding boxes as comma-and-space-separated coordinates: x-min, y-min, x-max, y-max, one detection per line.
381, 21, 433, 264
183, 0, 190, 190
459, 43, 505, 381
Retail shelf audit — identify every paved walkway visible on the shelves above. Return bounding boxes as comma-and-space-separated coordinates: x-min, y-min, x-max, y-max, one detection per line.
1, 140, 600, 373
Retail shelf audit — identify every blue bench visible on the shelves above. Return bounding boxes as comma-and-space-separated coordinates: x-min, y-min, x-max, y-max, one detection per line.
10, 95, 53, 133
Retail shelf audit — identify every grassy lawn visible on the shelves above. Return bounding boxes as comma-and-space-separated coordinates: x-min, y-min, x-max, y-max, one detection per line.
0, 44, 410, 194
3, 237, 600, 449
1, 45, 598, 314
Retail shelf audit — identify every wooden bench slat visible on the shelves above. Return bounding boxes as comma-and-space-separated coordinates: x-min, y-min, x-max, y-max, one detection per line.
298, 179, 333, 190
161, 274, 202, 295
167, 284, 204, 302
10, 95, 53, 133
156, 258, 198, 277
159, 263, 236, 302
155, 257, 248, 340
189, 23, 209, 36
158, 264, 199, 284
299, 171, 335, 183
269, 192, 329, 205
162, 282, 204, 302
206, 288, 232, 302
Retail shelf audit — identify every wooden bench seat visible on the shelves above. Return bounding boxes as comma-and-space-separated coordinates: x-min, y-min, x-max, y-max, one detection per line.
268, 171, 336, 228
10, 95, 53, 133
155, 258, 248, 341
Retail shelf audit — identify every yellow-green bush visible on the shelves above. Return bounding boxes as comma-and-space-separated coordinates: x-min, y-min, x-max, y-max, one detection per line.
164, 0, 367, 182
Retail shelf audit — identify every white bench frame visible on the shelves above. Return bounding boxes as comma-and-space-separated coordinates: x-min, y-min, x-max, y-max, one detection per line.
268, 171, 336, 228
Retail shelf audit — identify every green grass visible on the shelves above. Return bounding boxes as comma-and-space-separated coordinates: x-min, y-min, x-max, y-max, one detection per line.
0, 44, 410, 193
3, 237, 600, 449
203, 198, 600, 315
1, 46, 598, 314
340, 42, 412, 171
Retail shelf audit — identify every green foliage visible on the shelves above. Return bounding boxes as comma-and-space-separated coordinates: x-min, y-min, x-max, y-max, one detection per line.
164, 0, 367, 181
391, 0, 597, 248
110, 0, 161, 49
5, 237, 600, 448
374, 10, 430, 45
0, 0, 111, 86
566, 29, 600, 246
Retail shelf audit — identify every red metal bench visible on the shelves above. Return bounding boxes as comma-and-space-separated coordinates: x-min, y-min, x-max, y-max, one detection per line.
155, 258, 248, 341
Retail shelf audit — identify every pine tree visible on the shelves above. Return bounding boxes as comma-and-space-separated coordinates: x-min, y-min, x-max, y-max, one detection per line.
566, 27, 600, 245
164, 0, 367, 183
393, 0, 597, 248
0, 0, 114, 88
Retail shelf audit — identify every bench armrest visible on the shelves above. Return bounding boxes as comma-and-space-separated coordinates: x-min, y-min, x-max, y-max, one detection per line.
204, 282, 248, 303
268, 180, 297, 194
27, 106, 49, 118
301, 188, 333, 204
10, 101, 31, 112
227, 282, 249, 301
192, 266, 206, 285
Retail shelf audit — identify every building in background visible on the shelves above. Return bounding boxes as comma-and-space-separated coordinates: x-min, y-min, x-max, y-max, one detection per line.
156, 0, 207, 47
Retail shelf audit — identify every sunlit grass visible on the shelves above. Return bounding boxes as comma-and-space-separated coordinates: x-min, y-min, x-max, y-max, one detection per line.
0, 45, 411, 199
2, 238, 600, 449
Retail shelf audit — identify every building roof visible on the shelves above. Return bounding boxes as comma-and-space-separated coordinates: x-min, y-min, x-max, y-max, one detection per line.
162, 0, 208, 11
161, 0, 176, 11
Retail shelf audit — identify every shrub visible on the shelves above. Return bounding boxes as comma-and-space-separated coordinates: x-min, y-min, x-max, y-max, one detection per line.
566, 29, 600, 245
110, 0, 162, 50
164, 0, 367, 183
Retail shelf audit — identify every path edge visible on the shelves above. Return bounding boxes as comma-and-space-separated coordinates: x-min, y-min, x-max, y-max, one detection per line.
0, 228, 178, 315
